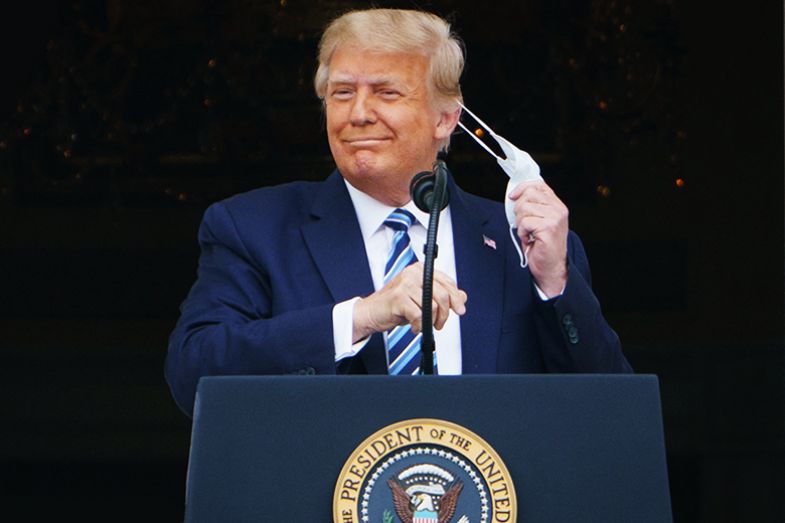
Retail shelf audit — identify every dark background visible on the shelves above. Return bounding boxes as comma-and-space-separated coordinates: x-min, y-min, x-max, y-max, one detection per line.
0, 1, 782, 521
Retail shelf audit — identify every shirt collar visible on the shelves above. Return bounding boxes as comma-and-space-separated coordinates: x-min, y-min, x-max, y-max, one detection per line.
343, 179, 430, 241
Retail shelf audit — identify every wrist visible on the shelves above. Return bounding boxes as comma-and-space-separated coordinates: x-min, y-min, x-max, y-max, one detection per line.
535, 265, 568, 298
352, 297, 377, 343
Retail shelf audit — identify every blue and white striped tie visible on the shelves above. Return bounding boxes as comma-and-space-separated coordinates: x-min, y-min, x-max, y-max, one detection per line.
383, 209, 422, 375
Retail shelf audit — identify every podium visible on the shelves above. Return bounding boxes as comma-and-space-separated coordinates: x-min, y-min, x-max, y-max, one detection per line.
184, 375, 672, 522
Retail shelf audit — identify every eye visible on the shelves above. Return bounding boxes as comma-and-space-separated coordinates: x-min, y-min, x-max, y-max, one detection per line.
330, 88, 354, 100
378, 89, 401, 100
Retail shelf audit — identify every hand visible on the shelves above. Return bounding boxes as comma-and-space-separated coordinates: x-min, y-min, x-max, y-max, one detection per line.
352, 262, 468, 343
508, 180, 569, 297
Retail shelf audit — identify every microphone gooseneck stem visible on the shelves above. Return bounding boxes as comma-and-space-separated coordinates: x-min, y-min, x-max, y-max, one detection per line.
419, 158, 448, 375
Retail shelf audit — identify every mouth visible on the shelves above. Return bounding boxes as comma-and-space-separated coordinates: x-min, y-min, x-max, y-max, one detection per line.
344, 137, 391, 147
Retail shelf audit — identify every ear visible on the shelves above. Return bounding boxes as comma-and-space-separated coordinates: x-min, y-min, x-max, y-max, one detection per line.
434, 106, 461, 141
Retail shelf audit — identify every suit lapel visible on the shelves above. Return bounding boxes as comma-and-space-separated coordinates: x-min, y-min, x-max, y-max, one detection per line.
300, 172, 388, 374
449, 179, 504, 374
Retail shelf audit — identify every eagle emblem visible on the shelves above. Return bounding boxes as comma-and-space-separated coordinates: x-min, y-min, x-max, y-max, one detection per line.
387, 464, 466, 523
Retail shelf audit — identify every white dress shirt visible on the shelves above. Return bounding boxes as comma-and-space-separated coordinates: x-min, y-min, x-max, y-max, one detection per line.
332, 179, 463, 374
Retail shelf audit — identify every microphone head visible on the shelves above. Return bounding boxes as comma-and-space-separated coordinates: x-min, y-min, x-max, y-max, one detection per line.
410, 171, 434, 213
410, 170, 449, 213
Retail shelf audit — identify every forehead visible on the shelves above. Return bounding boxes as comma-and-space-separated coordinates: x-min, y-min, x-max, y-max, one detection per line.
327, 46, 430, 85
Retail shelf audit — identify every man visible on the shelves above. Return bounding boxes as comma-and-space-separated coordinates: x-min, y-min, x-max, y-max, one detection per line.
165, 9, 631, 417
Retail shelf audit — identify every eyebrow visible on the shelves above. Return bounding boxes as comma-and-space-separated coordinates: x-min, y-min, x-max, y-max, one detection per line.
327, 73, 398, 86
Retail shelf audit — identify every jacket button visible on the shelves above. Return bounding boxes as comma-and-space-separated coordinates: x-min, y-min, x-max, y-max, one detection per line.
567, 326, 580, 344
561, 314, 573, 326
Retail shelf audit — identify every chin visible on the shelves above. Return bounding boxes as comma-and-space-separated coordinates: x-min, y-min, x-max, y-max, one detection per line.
343, 154, 385, 179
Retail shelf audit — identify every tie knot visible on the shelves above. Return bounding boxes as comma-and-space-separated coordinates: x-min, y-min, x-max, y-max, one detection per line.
384, 208, 415, 232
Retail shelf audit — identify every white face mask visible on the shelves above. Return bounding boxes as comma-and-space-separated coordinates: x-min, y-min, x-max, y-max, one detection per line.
456, 102, 543, 268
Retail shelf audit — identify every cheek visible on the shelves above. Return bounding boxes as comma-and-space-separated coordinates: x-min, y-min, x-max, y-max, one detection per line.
325, 105, 345, 134
390, 110, 436, 141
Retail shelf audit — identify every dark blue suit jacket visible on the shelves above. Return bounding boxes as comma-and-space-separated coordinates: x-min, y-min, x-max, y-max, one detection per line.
166, 171, 631, 416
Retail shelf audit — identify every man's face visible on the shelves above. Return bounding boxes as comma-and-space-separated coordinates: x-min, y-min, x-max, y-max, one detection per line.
325, 46, 457, 206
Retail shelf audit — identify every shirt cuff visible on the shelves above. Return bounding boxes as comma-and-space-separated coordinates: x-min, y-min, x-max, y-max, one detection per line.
533, 281, 564, 301
333, 297, 371, 362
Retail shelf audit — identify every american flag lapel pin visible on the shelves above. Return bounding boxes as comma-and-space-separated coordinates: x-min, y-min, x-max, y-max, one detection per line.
483, 234, 497, 250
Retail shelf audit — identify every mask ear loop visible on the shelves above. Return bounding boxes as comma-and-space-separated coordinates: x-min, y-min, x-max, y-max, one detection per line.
457, 102, 500, 141
456, 102, 506, 157
509, 225, 530, 268
456, 120, 501, 160
457, 102, 532, 268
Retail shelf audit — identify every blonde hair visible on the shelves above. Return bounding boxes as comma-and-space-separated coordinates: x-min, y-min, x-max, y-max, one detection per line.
314, 9, 464, 112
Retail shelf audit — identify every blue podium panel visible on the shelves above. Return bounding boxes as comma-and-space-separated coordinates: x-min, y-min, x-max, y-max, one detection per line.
185, 375, 671, 523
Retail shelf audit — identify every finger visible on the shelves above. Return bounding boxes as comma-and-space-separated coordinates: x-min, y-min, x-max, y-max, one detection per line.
429, 299, 445, 330
517, 189, 556, 209
448, 286, 468, 315
401, 265, 423, 284
402, 298, 422, 333
517, 226, 537, 245
389, 266, 424, 306
431, 287, 450, 330
407, 286, 423, 308
415, 272, 452, 329
508, 180, 547, 200
518, 180, 553, 194
513, 203, 545, 223
513, 211, 537, 242
410, 313, 422, 334
457, 289, 468, 308
431, 268, 458, 288
520, 205, 564, 226
515, 192, 567, 220
516, 202, 567, 232
518, 214, 568, 246
518, 180, 559, 200
432, 271, 468, 314
513, 193, 561, 221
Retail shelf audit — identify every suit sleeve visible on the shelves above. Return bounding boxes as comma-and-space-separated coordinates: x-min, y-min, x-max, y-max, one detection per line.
165, 202, 337, 417
532, 232, 633, 373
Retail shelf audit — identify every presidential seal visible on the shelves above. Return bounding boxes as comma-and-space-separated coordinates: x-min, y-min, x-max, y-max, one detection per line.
333, 419, 517, 523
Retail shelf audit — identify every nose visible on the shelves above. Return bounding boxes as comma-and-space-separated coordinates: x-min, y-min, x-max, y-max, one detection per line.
349, 90, 376, 126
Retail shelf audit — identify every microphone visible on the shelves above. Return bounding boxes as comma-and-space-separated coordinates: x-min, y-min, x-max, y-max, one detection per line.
410, 155, 450, 212
408, 152, 450, 375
